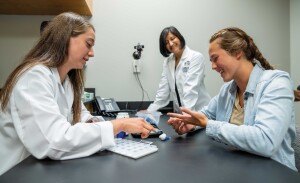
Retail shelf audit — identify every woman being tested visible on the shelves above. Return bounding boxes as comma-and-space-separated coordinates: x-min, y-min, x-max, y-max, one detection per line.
168, 27, 297, 171
0, 12, 154, 175
147, 26, 210, 116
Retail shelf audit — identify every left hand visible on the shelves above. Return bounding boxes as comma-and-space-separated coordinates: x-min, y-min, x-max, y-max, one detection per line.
167, 107, 208, 127
167, 118, 195, 135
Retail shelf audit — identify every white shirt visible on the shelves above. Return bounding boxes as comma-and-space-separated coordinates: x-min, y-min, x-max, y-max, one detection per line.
148, 46, 211, 113
0, 65, 115, 175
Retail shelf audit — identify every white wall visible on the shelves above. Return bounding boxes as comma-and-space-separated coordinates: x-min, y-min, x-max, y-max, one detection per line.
0, 0, 290, 102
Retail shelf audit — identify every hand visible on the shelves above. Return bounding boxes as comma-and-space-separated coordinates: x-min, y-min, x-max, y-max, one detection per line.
167, 107, 208, 127
167, 117, 195, 135
111, 118, 155, 138
294, 90, 300, 102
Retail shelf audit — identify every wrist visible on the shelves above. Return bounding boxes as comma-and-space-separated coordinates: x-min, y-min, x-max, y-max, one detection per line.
111, 120, 123, 135
189, 125, 203, 132
190, 125, 197, 132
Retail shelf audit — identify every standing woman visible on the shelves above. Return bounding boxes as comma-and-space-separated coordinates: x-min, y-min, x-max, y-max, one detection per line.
0, 12, 153, 175
147, 26, 211, 117
168, 27, 297, 171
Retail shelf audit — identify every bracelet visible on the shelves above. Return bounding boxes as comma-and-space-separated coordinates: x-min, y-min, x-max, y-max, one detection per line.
87, 116, 101, 123
190, 125, 197, 132
190, 125, 203, 132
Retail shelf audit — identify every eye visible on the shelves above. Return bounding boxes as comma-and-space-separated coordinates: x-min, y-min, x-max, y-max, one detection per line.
210, 56, 218, 63
86, 42, 93, 48
166, 37, 176, 46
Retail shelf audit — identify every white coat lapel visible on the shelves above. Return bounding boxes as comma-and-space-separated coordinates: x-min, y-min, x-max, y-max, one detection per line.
63, 77, 74, 111
168, 56, 176, 90
168, 57, 175, 79
51, 68, 74, 118
180, 46, 189, 62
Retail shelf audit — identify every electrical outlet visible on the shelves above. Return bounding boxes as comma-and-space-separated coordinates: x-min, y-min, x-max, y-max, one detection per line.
133, 59, 141, 73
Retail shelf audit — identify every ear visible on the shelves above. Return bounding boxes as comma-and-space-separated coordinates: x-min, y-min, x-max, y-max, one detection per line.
235, 51, 243, 60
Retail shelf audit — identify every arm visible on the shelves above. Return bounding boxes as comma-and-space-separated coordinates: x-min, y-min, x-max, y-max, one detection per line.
294, 90, 300, 102
11, 68, 115, 160
206, 75, 294, 157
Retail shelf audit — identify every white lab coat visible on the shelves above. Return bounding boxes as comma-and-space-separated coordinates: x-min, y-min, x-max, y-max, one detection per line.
148, 46, 211, 113
0, 65, 115, 175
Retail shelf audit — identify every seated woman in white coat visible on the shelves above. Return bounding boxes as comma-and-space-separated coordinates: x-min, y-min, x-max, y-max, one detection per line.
147, 26, 211, 117
0, 12, 154, 175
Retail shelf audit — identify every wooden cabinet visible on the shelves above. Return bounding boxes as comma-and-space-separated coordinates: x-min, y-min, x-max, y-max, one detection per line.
0, 0, 93, 16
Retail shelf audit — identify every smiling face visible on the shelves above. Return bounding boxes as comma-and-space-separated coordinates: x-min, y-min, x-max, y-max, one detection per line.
165, 32, 183, 55
65, 27, 95, 70
209, 39, 241, 82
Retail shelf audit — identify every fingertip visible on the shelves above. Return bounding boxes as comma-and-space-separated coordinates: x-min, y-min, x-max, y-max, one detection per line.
141, 133, 149, 139
167, 120, 173, 125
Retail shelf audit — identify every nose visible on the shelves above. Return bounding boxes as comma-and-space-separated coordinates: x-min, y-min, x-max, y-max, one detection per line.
211, 61, 217, 70
88, 48, 94, 57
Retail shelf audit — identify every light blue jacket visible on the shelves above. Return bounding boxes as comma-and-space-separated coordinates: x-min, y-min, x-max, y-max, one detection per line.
202, 63, 297, 171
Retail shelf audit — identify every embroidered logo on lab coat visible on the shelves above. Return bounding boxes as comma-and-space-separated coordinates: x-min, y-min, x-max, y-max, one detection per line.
182, 60, 190, 73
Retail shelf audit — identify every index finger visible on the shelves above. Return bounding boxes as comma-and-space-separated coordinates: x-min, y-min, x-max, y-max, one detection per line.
143, 121, 156, 132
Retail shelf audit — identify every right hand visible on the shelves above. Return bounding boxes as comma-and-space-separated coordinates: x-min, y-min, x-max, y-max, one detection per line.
294, 90, 300, 102
111, 117, 155, 138
167, 107, 208, 127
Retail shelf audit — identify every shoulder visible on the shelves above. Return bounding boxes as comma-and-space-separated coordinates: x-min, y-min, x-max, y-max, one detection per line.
186, 47, 204, 61
261, 69, 290, 81
251, 69, 293, 98
17, 64, 53, 85
259, 70, 291, 88
24, 64, 52, 76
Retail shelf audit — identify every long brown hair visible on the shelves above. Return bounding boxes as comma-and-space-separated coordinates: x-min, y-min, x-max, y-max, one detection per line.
0, 12, 95, 124
209, 27, 273, 70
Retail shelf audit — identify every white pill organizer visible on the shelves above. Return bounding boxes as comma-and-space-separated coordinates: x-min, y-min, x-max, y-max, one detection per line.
107, 138, 158, 159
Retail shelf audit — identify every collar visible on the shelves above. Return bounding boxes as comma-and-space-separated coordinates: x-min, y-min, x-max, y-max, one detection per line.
169, 46, 189, 62
180, 46, 189, 60
50, 67, 61, 84
245, 62, 264, 96
229, 62, 264, 98
50, 67, 70, 87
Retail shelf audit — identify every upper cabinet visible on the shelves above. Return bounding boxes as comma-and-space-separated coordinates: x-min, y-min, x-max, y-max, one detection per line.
0, 0, 93, 16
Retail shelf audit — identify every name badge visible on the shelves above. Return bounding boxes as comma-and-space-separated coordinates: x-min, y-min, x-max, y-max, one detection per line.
182, 60, 190, 73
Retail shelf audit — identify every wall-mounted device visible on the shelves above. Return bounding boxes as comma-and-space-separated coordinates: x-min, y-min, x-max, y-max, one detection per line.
132, 43, 144, 73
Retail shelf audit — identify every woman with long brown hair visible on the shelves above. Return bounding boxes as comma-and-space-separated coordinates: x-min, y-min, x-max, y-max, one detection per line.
0, 12, 154, 175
